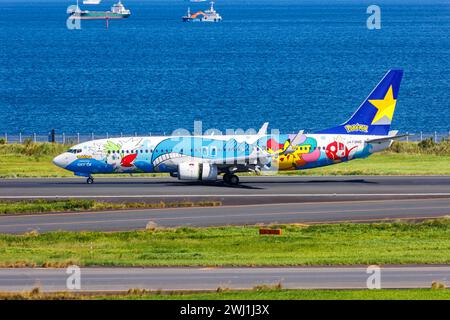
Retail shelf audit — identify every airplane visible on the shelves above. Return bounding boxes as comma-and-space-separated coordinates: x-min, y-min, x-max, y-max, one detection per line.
53, 69, 405, 185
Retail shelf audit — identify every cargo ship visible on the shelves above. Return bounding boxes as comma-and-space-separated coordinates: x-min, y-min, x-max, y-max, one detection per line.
182, 2, 222, 22
69, 1, 131, 20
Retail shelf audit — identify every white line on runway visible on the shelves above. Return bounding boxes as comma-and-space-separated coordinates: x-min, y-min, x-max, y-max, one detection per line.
1, 193, 450, 199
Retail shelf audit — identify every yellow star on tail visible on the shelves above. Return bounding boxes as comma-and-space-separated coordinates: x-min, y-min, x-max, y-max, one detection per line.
369, 85, 397, 125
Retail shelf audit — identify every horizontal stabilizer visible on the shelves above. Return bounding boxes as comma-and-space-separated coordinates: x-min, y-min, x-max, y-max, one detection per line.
365, 133, 410, 144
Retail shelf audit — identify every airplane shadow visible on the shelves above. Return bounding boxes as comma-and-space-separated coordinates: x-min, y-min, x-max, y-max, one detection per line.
251, 179, 379, 185
41, 177, 377, 189
172, 181, 264, 190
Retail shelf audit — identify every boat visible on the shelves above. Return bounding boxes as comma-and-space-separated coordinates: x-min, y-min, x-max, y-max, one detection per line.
69, 1, 131, 20
182, 1, 222, 22
83, 0, 101, 4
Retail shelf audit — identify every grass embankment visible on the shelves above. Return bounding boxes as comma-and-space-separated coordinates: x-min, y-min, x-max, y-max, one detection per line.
1, 288, 449, 300
0, 199, 221, 215
0, 139, 449, 178
1, 219, 449, 267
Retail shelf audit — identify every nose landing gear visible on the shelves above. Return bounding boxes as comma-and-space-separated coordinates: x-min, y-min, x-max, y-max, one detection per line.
86, 176, 94, 184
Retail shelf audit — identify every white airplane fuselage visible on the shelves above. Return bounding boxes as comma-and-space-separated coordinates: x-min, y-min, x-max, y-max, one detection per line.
52, 69, 404, 184
53, 133, 391, 180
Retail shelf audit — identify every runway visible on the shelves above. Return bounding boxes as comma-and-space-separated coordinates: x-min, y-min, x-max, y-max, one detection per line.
1, 177, 449, 294
1, 197, 450, 234
0, 176, 449, 205
0, 266, 448, 292
0, 176, 449, 233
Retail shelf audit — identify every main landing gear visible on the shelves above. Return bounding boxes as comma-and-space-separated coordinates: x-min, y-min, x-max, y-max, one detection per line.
223, 173, 239, 186
86, 176, 94, 184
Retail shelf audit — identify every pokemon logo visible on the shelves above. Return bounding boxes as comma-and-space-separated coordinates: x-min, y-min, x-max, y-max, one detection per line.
77, 155, 92, 159
344, 124, 369, 133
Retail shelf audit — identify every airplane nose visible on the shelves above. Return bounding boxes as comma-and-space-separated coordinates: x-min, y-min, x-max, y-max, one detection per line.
53, 154, 68, 168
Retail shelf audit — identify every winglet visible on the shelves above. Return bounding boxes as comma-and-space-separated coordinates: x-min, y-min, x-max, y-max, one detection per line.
290, 130, 304, 146
257, 122, 269, 136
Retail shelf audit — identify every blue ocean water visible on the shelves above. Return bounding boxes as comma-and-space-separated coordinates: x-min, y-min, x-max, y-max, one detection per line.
0, 0, 449, 135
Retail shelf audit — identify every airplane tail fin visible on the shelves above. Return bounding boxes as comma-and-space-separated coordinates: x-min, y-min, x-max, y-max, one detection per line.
316, 69, 403, 136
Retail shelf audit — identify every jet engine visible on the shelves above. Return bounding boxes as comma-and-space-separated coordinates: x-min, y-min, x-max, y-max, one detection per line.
177, 162, 218, 181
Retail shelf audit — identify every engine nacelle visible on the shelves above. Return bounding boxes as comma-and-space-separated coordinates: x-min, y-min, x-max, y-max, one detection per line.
177, 162, 218, 181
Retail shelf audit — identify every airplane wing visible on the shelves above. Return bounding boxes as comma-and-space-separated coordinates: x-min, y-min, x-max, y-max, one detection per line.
205, 146, 275, 167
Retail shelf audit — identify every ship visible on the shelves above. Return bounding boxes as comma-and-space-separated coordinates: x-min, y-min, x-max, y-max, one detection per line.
69, 1, 131, 20
83, 0, 101, 4
182, 2, 222, 22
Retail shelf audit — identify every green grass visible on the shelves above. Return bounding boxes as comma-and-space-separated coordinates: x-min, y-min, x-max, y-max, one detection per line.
105, 289, 450, 300
1, 219, 450, 267
1, 288, 449, 300
0, 140, 449, 178
0, 199, 221, 215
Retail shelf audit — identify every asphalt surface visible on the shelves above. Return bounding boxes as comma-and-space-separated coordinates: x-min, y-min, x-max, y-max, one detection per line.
0, 176, 449, 233
0, 266, 448, 292
1, 177, 449, 293
1, 197, 450, 234
0, 176, 449, 205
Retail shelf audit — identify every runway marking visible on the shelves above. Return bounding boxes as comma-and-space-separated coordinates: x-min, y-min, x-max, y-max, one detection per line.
1, 193, 450, 199
304, 215, 450, 225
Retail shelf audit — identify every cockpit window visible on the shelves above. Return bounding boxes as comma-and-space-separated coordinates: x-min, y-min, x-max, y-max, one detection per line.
67, 149, 82, 154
